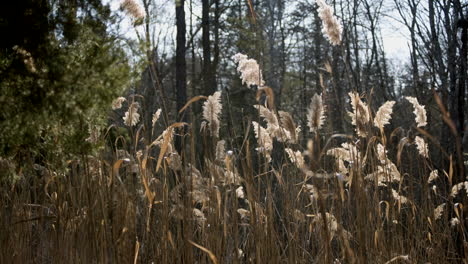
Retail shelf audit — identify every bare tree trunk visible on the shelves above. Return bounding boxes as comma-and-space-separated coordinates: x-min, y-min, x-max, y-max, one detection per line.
352, 0, 361, 91
444, 1, 462, 180
409, 0, 420, 97
301, 18, 309, 141
453, 0, 467, 183
331, 46, 344, 133
190, 0, 196, 95
313, 7, 322, 95
278, 0, 286, 105
213, 0, 220, 88
176, 0, 187, 152
457, 12, 467, 150
364, 0, 385, 96
202, 0, 216, 96
429, 0, 447, 90
263, 0, 283, 106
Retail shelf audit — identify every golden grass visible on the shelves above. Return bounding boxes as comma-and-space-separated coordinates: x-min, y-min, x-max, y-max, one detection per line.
1, 78, 467, 264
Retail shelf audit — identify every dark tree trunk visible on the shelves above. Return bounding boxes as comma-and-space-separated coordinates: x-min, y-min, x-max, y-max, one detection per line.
445, 2, 464, 182
429, 0, 447, 90
457, 17, 467, 150
213, 0, 220, 88
176, 0, 187, 151
352, 0, 361, 91
454, 0, 467, 182
202, 0, 216, 96
409, 0, 420, 97
313, 8, 322, 95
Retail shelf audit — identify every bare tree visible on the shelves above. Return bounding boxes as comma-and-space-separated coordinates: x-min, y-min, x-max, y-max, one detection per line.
176, 0, 187, 151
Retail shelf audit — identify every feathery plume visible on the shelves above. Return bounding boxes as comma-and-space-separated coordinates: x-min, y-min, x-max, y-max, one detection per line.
202, 91, 223, 137
450, 218, 460, 227
434, 203, 445, 220
192, 208, 207, 226
374, 101, 395, 129
152, 126, 175, 153
236, 186, 245, 199
121, 0, 145, 20
285, 148, 305, 169
13, 46, 37, 73
391, 189, 408, 204
112, 97, 126, 110
348, 92, 370, 137
327, 142, 359, 163
365, 145, 401, 186
254, 105, 297, 143
451, 181, 468, 197
405, 97, 427, 127
383, 162, 401, 182
232, 53, 265, 87
328, 142, 361, 177
307, 93, 326, 133
376, 144, 387, 163
276, 127, 298, 143
414, 136, 429, 158
215, 140, 226, 161
200, 121, 207, 133
279, 111, 301, 143
123, 102, 140, 127
237, 249, 245, 260
365, 163, 401, 187
252, 121, 273, 162
237, 208, 250, 222
255, 105, 280, 130
372, 143, 401, 184
428, 170, 438, 184
152, 108, 162, 126
315, 0, 343, 45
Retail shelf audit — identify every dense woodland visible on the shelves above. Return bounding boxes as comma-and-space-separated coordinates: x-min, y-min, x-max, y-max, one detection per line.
1, 0, 467, 263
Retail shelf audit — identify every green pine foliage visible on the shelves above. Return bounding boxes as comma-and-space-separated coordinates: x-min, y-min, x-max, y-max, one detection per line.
0, 0, 131, 170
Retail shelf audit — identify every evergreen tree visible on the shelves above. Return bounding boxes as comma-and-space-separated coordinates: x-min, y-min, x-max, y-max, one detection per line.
0, 0, 130, 169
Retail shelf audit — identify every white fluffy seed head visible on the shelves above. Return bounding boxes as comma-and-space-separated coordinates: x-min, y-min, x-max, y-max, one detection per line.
414, 136, 429, 158
285, 148, 305, 169
112, 97, 126, 110
202, 91, 223, 137
405, 97, 427, 127
348, 92, 370, 137
450, 217, 460, 227
428, 170, 438, 184
152, 108, 162, 126
316, 0, 343, 45
252, 121, 273, 162
236, 186, 245, 199
434, 203, 445, 220
123, 102, 140, 127
232, 53, 265, 87
307, 93, 326, 133
391, 189, 408, 204
121, 0, 145, 20
374, 101, 395, 129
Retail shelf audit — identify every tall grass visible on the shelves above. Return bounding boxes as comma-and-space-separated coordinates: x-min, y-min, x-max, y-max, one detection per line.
1, 60, 466, 263
1, 3, 467, 260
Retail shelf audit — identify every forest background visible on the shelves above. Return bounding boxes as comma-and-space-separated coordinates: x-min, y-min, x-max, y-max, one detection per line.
0, 0, 467, 263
